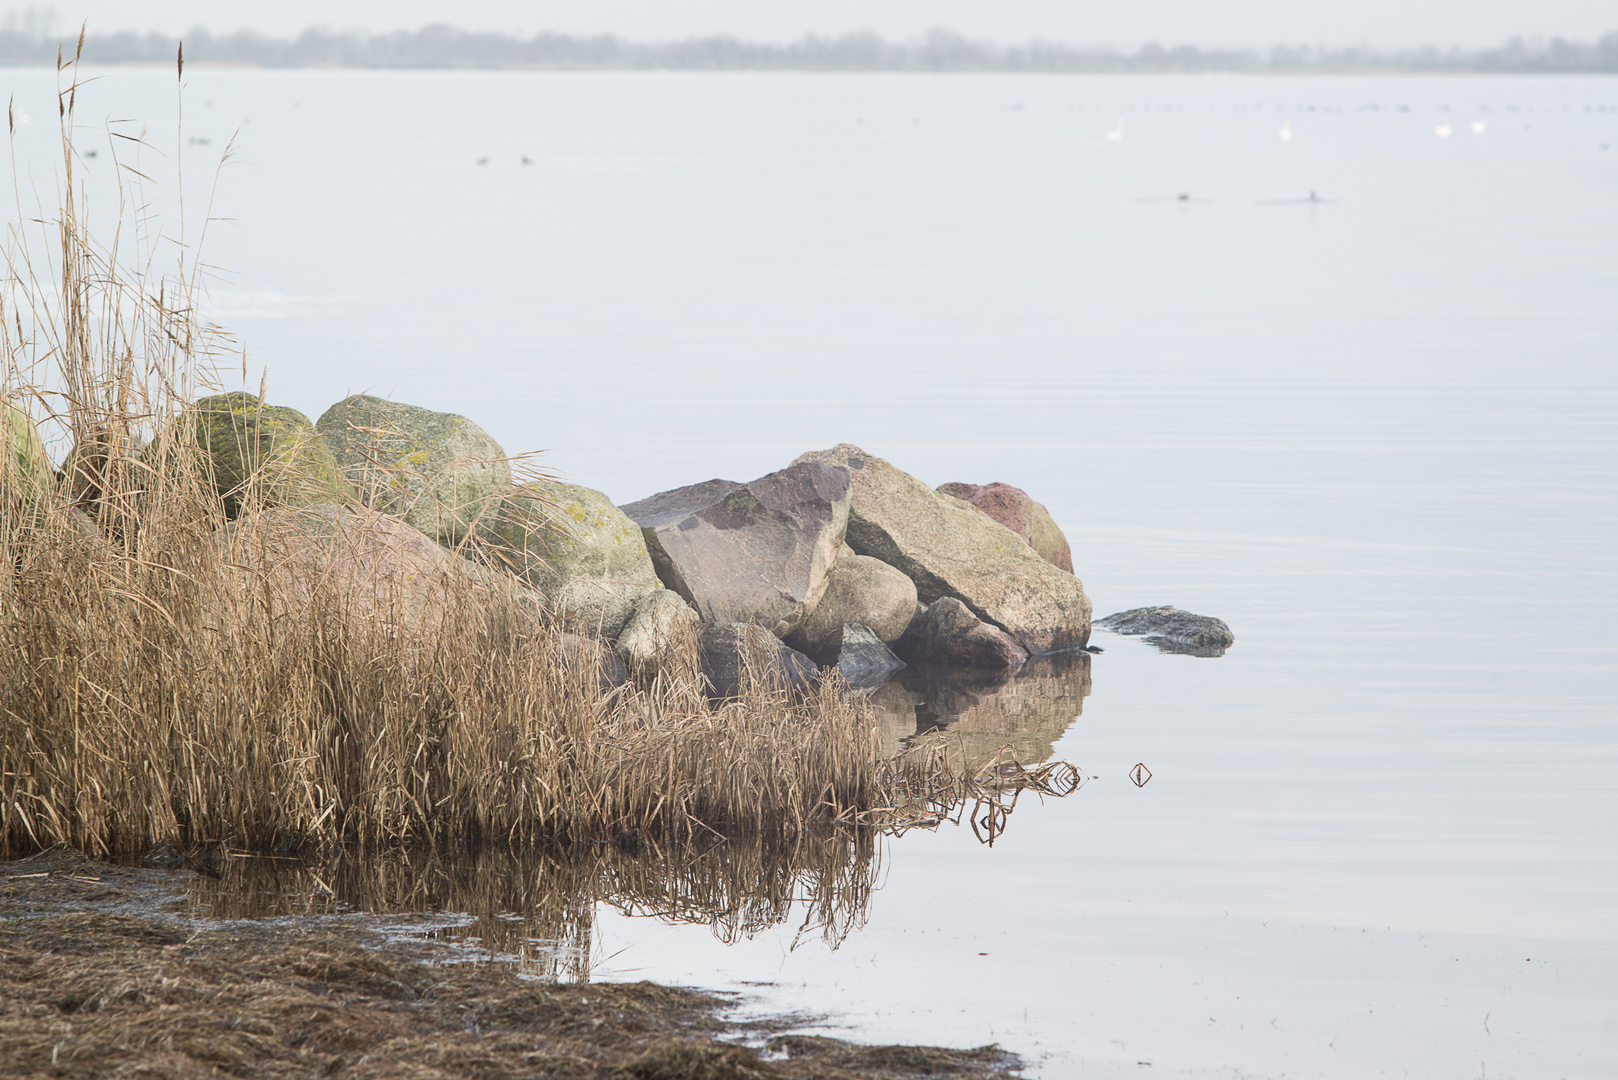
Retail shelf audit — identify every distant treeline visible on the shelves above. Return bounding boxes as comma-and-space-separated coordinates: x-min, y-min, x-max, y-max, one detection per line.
2, 25, 1617, 73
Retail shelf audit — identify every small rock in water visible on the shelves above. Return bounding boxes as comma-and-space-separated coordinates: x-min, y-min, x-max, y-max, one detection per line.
833, 623, 906, 690
1096, 605, 1234, 657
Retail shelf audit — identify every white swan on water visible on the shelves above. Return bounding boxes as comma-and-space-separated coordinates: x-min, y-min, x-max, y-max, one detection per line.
1278, 121, 1293, 142
1105, 118, 1124, 141
1470, 120, 1488, 135
1435, 122, 1453, 138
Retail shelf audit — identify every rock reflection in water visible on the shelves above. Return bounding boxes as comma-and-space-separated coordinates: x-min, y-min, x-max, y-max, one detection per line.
190, 831, 879, 980
868, 651, 1092, 762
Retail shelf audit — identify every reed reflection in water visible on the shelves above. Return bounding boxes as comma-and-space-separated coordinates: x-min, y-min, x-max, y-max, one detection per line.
189, 655, 1093, 979
190, 831, 882, 980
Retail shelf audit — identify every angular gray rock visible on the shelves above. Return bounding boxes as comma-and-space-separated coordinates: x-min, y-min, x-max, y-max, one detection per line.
621, 463, 851, 639
892, 597, 1029, 671
833, 623, 906, 690
935, 481, 1074, 573
697, 622, 820, 699
793, 444, 1090, 654
786, 550, 917, 661
1097, 606, 1235, 657
615, 588, 701, 674
616, 478, 740, 527
316, 394, 510, 545
476, 479, 662, 640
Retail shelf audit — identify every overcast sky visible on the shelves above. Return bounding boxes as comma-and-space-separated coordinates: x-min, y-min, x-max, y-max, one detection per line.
16, 1, 1617, 51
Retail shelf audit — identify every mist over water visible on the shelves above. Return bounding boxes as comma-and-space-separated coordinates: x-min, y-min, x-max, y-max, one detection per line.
9, 66, 1615, 1077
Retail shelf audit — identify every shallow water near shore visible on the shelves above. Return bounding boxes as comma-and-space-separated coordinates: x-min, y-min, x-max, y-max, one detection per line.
5, 66, 1616, 1077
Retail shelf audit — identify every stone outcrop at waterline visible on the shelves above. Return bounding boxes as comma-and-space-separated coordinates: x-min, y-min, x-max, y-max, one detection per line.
10, 391, 1122, 709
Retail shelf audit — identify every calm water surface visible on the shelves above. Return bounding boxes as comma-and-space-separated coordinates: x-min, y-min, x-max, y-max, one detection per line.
6, 67, 1616, 1078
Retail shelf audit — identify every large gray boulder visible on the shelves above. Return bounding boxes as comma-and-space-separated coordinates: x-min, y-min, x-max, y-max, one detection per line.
1097, 605, 1234, 656
792, 444, 1091, 655
476, 479, 661, 640
697, 622, 820, 699
316, 394, 510, 545
615, 588, 701, 674
620, 463, 851, 639
892, 597, 1029, 671
786, 547, 917, 661
935, 481, 1074, 573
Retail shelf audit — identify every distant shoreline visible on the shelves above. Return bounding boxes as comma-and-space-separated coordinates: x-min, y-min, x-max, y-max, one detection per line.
1, 25, 1615, 76
6, 60, 1618, 78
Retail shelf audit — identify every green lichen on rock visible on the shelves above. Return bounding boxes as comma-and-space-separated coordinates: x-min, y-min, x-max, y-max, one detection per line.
477, 479, 660, 639
2, 402, 53, 510
189, 392, 355, 518
316, 394, 510, 545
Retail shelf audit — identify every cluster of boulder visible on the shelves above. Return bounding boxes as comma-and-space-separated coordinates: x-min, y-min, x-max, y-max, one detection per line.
9, 390, 1118, 702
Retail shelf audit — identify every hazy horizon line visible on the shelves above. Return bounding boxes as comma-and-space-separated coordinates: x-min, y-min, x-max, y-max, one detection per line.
3, 23, 1616, 74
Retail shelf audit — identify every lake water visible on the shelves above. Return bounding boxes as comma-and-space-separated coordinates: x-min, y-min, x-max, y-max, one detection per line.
6, 66, 1616, 1078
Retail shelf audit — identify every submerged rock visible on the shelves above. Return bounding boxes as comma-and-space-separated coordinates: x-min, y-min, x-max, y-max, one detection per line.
892, 597, 1029, 671
935, 481, 1073, 573
316, 394, 510, 545
697, 622, 819, 699
832, 623, 907, 690
190, 393, 355, 518
1097, 605, 1234, 656
622, 463, 851, 638
792, 444, 1090, 655
477, 479, 661, 640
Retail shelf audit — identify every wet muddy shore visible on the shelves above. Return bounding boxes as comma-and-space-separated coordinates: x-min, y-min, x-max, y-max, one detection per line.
0, 848, 1022, 1079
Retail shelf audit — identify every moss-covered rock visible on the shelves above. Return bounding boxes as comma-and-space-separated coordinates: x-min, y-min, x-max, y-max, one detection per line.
190, 392, 354, 518
316, 394, 510, 545
2, 402, 53, 509
476, 479, 661, 639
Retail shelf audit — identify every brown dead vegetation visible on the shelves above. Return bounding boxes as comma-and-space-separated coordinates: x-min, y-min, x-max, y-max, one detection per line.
0, 848, 1024, 1080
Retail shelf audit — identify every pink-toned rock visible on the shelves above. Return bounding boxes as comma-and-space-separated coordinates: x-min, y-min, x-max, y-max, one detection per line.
935, 482, 1073, 573
221, 503, 524, 641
